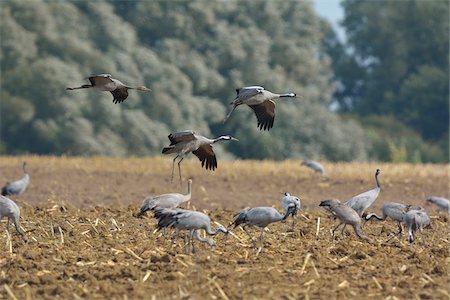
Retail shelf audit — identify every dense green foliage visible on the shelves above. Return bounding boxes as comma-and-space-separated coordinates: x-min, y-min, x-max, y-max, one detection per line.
1, 1, 447, 162
326, 0, 449, 162
0, 0, 369, 161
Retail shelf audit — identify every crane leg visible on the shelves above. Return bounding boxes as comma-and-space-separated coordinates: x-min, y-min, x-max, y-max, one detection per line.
243, 225, 256, 248
332, 222, 343, 240
168, 229, 180, 254
291, 217, 296, 231
340, 224, 347, 237
177, 157, 184, 187
259, 228, 264, 250
12, 217, 26, 242
171, 156, 178, 183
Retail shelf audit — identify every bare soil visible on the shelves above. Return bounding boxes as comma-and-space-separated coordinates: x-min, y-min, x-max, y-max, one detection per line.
0, 156, 448, 299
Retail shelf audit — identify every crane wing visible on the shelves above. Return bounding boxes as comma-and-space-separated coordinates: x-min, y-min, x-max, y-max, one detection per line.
88, 74, 113, 86
192, 144, 217, 171
236, 86, 264, 99
110, 88, 129, 104
248, 100, 275, 131
168, 130, 196, 145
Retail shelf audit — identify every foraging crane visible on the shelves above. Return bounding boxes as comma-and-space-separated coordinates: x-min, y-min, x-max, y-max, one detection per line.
154, 208, 228, 254
2, 162, 30, 196
426, 196, 450, 213
403, 207, 430, 244
281, 192, 301, 230
365, 202, 411, 240
345, 169, 381, 217
232, 205, 296, 249
319, 199, 368, 241
162, 130, 238, 185
66, 74, 151, 104
137, 179, 193, 217
301, 159, 330, 180
223, 86, 297, 131
0, 195, 27, 242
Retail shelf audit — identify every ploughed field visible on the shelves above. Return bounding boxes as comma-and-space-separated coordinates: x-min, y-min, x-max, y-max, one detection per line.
0, 156, 449, 299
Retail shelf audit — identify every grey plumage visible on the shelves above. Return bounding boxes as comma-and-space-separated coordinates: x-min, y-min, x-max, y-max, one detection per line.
137, 179, 192, 217
232, 206, 295, 249
2, 162, 30, 197
66, 74, 151, 104
403, 207, 430, 244
345, 169, 381, 217
281, 192, 301, 230
319, 199, 368, 241
162, 130, 238, 185
365, 202, 411, 239
223, 86, 297, 131
301, 159, 329, 179
426, 196, 450, 213
154, 208, 228, 254
0, 195, 27, 242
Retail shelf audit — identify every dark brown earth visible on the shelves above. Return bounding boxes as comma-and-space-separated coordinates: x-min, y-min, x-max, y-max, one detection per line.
0, 156, 449, 299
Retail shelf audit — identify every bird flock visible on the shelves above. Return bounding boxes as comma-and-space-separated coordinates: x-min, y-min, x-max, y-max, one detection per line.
1, 74, 448, 255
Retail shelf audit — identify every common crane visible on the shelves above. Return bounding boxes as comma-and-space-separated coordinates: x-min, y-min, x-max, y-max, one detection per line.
137, 179, 193, 217
154, 208, 228, 254
1, 162, 30, 197
365, 202, 411, 240
403, 207, 430, 244
223, 86, 297, 131
319, 199, 368, 241
66, 74, 151, 104
281, 192, 301, 230
301, 159, 330, 180
0, 195, 27, 242
345, 169, 381, 217
232, 206, 295, 249
162, 130, 238, 185
426, 196, 450, 213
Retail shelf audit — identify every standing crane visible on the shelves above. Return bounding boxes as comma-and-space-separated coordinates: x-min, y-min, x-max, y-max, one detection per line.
426, 196, 450, 213
365, 202, 411, 240
232, 205, 295, 249
137, 179, 193, 217
154, 208, 228, 254
162, 130, 238, 185
301, 159, 330, 180
2, 162, 30, 197
0, 195, 27, 242
345, 169, 381, 217
66, 74, 151, 104
223, 86, 297, 131
281, 192, 301, 230
319, 199, 368, 241
403, 207, 430, 244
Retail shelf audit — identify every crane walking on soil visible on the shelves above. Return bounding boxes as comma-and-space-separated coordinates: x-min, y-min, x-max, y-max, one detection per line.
365, 202, 411, 241
426, 196, 450, 213
0, 195, 27, 242
137, 179, 193, 217
2, 162, 30, 197
281, 192, 301, 230
232, 206, 296, 249
223, 86, 297, 131
162, 130, 238, 185
403, 207, 431, 244
345, 169, 381, 217
319, 199, 368, 241
301, 159, 330, 180
66, 74, 151, 104
154, 208, 228, 254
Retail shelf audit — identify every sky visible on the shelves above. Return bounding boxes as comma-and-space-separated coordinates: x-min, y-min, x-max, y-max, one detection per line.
312, 0, 346, 41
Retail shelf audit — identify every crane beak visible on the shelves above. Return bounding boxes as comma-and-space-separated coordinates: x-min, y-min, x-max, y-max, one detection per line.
231, 137, 239, 142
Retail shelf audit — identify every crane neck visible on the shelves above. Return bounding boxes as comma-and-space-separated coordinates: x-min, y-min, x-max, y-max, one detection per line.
278, 92, 296, 98
22, 163, 28, 174
375, 172, 380, 189
184, 180, 192, 201
212, 136, 228, 143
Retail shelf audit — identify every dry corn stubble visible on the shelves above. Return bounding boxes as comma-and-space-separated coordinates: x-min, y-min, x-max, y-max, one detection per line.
0, 156, 448, 299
